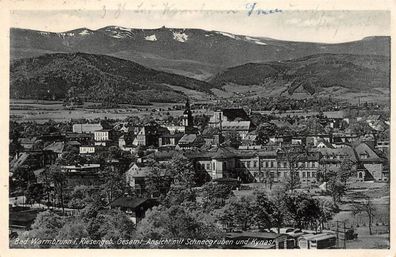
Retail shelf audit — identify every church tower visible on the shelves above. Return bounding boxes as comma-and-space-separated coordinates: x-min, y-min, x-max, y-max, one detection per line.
182, 98, 193, 127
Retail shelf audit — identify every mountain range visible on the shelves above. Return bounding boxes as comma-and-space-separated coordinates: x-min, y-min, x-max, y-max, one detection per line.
10, 26, 390, 103
11, 27, 390, 80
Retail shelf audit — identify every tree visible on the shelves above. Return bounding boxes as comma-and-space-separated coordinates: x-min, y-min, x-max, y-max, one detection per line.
18, 211, 66, 248
58, 146, 86, 166
218, 196, 256, 231
318, 198, 338, 231
279, 145, 307, 192
338, 158, 356, 184
352, 196, 376, 235
255, 123, 277, 145
166, 154, 196, 188
136, 205, 224, 248
11, 165, 36, 192
200, 182, 234, 212
269, 184, 288, 233
86, 208, 135, 247
99, 166, 125, 204
327, 177, 346, 204
9, 139, 23, 158
25, 183, 44, 205
254, 190, 278, 231
145, 162, 172, 198
194, 115, 210, 132
350, 120, 373, 136
67, 185, 97, 209
284, 193, 321, 229
163, 184, 196, 208
56, 220, 90, 248
47, 164, 66, 215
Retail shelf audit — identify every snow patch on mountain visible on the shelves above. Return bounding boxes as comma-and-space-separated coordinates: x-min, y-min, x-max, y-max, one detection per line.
39, 32, 50, 36
255, 41, 267, 45
58, 32, 75, 37
173, 31, 188, 42
216, 31, 238, 39
117, 26, 132, 32
245, 36, 267, 45
145, 34, 157, 41
110, 34, 123, 39
79, 29, 92, 36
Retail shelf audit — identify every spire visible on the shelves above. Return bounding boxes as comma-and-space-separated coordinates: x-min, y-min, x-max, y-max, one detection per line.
183, 98, 193, 128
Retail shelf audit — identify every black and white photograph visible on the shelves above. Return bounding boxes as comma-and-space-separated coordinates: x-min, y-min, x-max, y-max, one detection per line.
6, 1, 391, 250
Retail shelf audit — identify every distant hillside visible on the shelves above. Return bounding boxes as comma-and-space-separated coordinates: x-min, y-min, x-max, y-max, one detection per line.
10, 27, 390, 80
10, 53, 214, 104
210, 53, 390, 98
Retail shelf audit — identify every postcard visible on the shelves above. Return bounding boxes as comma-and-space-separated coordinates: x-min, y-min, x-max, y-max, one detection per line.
0, 0, 394, 256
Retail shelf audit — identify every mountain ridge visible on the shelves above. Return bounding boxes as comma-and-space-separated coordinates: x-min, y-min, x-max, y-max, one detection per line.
11, 27, 390, 80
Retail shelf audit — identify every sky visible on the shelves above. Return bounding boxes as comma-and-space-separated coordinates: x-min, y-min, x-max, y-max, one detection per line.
10, 9, 390, 43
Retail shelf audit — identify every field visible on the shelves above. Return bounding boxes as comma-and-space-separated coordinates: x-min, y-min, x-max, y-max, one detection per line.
10, 99, 214, 123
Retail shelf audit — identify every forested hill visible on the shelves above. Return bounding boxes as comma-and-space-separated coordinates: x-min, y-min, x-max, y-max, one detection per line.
10, 52, 215, 104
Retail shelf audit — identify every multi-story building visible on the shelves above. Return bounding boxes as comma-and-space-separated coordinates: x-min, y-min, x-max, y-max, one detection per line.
209, 108, 255, 139
187, 147, 321, 185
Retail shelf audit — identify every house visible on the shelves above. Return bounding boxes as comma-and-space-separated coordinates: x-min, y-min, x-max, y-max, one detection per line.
165, 125, 185, 134
264, 148, 320, 186
66, 140, 81, 147
18, 137, 38, 150
9, 207, 40, 231
323, 110, 349, 129
65, 133, 93, 144
316, 140, 335, 149
43, 141, 65, 158
209, 108, 255, 139
60, 164, 101, 173
32, 168, 46, 183
316, 146, 357, 173
113, 122, 132, 133
368, 120, 387, 131
59, 164, 103, 188
110, 197, 159, 223
188, 147, 237, 181
332, 132, 359, 145
38, 133, 65, 143
221, 121, 253, 139
72, 123, 103, 133
142, 150, 177, 164
125, 163, 151, 194
94, 129, 113, 146
241, 131, 258, 146
306, 134, 331, 146
176, 134, 205, 150
271, 120, 293, 129
201, 127, 223, 147
118, 134, 136, 152
133, 122, 166, 147
375, 140, 390, 157
158, 132, 183, 147
354, 142, 388, 181
79, 144, 96, 154
10, 150, 57, 172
